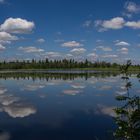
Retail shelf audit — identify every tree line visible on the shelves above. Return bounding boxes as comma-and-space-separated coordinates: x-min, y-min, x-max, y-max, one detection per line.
0, 59, 139, 70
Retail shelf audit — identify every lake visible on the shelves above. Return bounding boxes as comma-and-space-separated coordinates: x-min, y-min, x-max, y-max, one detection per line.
0, 72, 139, 140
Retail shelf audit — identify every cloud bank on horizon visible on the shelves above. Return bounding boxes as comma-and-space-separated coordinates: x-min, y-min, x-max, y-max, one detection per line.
0, 0, 140, 63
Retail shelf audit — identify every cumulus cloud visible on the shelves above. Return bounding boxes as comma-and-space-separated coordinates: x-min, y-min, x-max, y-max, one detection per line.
37, 38, 45, 43
95, 17, 125, 31
65, 53, 73, 58
70, 48, 86, 54
124, 1, 140, 14
115, 41, 130, 46
95, 16, 140, 31
0, 32, 18, 45
61, 41, 83, 47
125, 21, 140, 29
44, 52, 62, 59
118, 47, 129, 54
87, 53, 98, 60
0, 18, 35, 34
102, 54, 118, 58
18, 46, 44, 53
102, 17, 125, 29
96, 46, 112, 51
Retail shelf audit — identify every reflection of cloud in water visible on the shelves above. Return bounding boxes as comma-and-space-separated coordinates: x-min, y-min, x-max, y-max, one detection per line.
87, 78, 99, 84
136, 90, 140, 93
100, 78, 118, 83
99, 85, 112, 90
63, 90, 83, 95
4, 103, 36, 118
0, 88, 7, 95
0, 94, 19, 106
0, 131, 10, 140
0, 87, 37, 118
71, 83, 86, 89
95, 104, 116, 117
116, 91, 127, 95
83, 104, 116, 117
120, 86, 126, 90
23, 84, 45, 91
0, 88, 19, 106
39, 93, 47, 99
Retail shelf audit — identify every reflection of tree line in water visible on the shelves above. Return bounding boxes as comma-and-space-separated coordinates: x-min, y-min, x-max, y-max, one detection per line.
114, 60, 140, 140
0, 72, 120, 80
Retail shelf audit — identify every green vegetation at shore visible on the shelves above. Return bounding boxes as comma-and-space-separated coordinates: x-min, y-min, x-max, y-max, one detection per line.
0, 59, 140, 71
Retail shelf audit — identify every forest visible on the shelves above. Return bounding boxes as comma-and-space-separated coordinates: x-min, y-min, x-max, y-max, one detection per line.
0, 59, 140, 70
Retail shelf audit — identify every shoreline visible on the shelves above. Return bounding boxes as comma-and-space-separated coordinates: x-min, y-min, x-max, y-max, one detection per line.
0, 69, 139, 74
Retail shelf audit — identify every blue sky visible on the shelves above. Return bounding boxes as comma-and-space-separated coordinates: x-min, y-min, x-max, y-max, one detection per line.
0, 0, 140, 63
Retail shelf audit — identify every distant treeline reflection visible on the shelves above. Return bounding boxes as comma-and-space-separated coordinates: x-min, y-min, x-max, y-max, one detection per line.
0, 72, 120, 80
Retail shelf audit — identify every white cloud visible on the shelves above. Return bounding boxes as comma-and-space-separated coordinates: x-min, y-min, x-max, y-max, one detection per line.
125, 21, 140, 29
61, 41, 83, 47
44, 52, 61, 58
18, 46, 44, 53
0, 32, 18, 44
118, 47, 129, 54
70, 48, 86, 54
96, 46, 112, 51
101, 17, 125, 30
120, 47, 128, 51
102, 54, 118, 58
95, 17, 140, 31
37, 38, 45, 43
87, 53, 98, 59
124, 1, 140, 13
0, 18, 35, 34
115, 41, 130, 46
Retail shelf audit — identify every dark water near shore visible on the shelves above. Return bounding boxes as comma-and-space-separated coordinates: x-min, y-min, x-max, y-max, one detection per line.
0, 72, 139, 140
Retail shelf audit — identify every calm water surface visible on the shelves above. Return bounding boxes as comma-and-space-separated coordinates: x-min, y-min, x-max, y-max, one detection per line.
0, 73, 139, 140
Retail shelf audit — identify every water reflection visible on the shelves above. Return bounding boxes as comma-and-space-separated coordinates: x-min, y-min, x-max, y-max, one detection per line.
0, 130, 10, 140
0, 72, 119, 81
0, 72, 139, 140
0, 87, 36, 118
